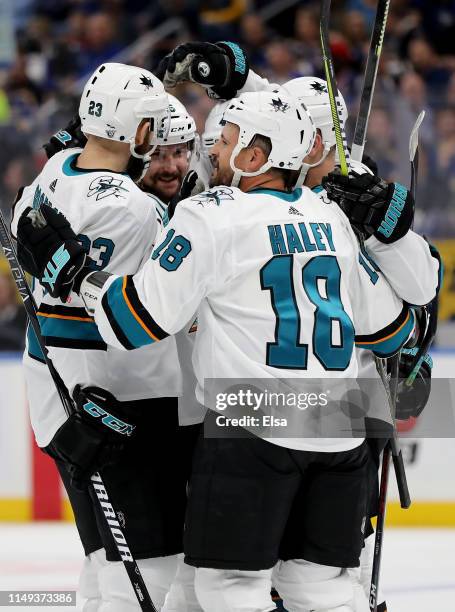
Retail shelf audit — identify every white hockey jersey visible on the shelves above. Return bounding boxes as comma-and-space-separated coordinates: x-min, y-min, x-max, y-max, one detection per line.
91, 185, 415, 452
12, 149, 181, 446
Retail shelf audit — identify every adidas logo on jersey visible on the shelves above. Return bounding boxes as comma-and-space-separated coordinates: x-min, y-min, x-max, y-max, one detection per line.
288, 206, 303, 216
49, 179, 57, 193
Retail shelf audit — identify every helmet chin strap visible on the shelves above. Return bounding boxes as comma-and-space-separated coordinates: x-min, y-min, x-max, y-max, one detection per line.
228, 142, 273, 188
295, 143, 331, 187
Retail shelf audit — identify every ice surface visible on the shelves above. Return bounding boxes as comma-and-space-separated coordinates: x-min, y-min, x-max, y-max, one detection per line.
0, 524, 454, 611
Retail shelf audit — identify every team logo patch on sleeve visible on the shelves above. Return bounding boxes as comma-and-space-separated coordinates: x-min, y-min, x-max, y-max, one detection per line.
191, 187, 234, 207
87, 176, 129, 201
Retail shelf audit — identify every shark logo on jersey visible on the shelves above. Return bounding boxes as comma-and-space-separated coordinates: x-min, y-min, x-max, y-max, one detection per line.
191, 188, 234, 207
310, 81, 328, 94
140, 74, 154, 90
269, 98, 290, 113
105, 124, 116, 138
87, 176, 129, 201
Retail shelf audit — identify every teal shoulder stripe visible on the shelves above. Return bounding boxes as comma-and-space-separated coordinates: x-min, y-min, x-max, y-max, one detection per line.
312, 185, 324, 194
358, 310, 416, 358
249, 188, 303, 202
37, 314, 104, 343
106, 277, 156, 348
27, 326, 45, 362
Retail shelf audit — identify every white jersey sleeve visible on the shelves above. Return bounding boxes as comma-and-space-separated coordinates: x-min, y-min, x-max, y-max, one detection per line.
350, 241, 415, 357
363, 231, 441, 306
93, 198, 222, 350
238, 70, 278, 95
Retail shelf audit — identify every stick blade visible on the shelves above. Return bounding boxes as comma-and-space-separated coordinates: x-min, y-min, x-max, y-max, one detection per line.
409, 110, 425, 162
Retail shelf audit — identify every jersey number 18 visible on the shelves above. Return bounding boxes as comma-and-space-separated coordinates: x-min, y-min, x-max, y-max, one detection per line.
261, 255, 354, 371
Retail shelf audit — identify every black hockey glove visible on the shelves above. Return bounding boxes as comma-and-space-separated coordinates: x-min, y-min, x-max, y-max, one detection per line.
167, 170, 205, 221
17, 205, 91, 300
322, 169, 415, 243
43, 115, 87, 160
396, 348, 432, 420
47, 386, 137, 490
158, 41, 249, 100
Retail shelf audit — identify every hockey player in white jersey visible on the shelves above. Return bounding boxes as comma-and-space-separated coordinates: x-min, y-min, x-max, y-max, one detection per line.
10, 62, 207, 611
17, 88, 418, 612
159, 44, 440, 610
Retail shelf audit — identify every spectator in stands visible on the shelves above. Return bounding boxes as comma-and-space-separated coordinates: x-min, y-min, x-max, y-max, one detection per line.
76, 12, 123, 77
407, 38, 452, 103
198, 0, 247, 41
240, 14, 268, 71
342, 10, 369, 62
292, 6, 322, 76
264, 40, 303, 85
0, 271, 26, 352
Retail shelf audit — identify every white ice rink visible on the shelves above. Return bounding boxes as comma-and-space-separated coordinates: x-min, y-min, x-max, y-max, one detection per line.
0, 523, 454, 611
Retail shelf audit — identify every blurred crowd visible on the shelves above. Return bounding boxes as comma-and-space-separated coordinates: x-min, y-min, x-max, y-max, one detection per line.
0, 0, 454, 347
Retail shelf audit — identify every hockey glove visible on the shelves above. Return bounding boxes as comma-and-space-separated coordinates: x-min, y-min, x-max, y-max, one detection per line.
167, 170, 205, 221
47, 386, 137, 489
322, 169, 415, 243
17, 205, 91, 300
158, 41, 249, 100
43, 114, 87, 159
396, 348, 432, 420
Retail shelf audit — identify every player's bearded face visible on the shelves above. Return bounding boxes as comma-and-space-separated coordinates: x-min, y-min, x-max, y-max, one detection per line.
141, 144, 191, 202
209, 123, 239, 187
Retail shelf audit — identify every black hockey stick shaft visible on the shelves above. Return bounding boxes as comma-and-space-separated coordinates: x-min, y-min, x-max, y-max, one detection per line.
320, 0, 351, 176
0, 212, 157, 612
369, 443, 391, 612
351, 0, 391, 162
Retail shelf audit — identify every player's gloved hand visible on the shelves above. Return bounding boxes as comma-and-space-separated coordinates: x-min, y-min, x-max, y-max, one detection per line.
167, 170, 205, 221
158, 41, 248, 100
17, 205, 91, 300
396, 348, 432, 420
322, 168, 415, 243
43, 115, 87, 159
46, 386, 137, 489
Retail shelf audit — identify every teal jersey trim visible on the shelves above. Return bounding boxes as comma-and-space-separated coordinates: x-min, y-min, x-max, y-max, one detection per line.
249, 188, 303, 202
358, 310, 416, 358
312, 185, 324, 194
27, 326, 45, 362
62, 153, 128, 177
37, 314, 105, 343
105, 277, 156, 349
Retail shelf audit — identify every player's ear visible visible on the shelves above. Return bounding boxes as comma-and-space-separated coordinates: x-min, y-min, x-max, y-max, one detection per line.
304, 132, 323, 163
248, 145, 267, 171
135, 118, 151, 149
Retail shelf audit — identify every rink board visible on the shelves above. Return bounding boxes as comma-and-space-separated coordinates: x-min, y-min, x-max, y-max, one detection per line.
1, 353, 454, 524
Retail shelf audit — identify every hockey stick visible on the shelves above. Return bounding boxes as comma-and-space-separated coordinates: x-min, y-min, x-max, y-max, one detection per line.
409, 110, 425, 202
0, 212, 157, 612
320, 0, 410, 506
320, 0, 351, 177
351, 0, 391, 162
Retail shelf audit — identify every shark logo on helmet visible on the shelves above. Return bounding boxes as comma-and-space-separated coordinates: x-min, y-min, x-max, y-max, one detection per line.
310, 81, 328, 94
269, 98, 290, 113
140, 75, 154, 90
